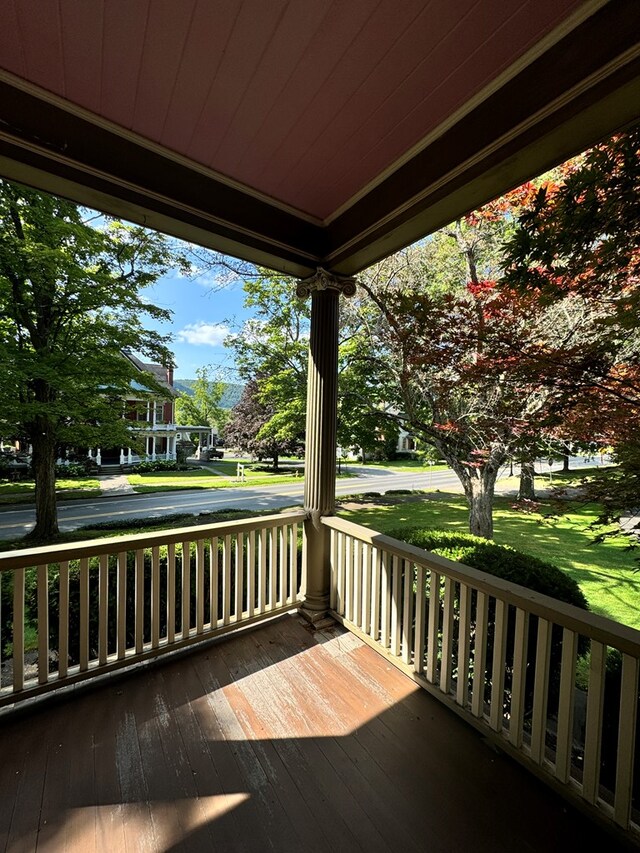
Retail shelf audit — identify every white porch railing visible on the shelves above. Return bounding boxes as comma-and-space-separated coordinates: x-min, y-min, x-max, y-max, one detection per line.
0, 511, 305, 708
323, 516, 640, 840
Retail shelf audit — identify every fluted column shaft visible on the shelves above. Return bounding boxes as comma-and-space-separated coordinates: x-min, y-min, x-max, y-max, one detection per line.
298, 268, 356, 621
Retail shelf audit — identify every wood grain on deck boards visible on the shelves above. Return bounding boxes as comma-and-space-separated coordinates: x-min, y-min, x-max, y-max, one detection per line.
0, 613, 624, 852
193, 637, 307, 852
221, 630, 381, 852
90, 687, 127, 853
154, 665, 244, 852
232, 619, 420, 852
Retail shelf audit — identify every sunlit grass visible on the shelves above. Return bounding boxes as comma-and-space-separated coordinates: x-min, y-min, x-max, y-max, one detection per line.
340, 493, 640, 629
0, 478, 102, 504
351, 459, 449, 472
128, 464, 305, 492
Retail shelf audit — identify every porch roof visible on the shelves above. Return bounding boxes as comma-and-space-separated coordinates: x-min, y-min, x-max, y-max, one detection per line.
0, 1, 639, 276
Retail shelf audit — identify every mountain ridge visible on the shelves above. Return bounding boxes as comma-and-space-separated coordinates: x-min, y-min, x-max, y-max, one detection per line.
173, 380, 244, 410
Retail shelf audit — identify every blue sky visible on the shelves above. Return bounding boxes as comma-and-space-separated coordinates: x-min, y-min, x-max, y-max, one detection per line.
143, 267, 250, 381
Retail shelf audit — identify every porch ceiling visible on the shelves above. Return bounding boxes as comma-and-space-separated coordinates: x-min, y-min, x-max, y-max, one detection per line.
0, 0, 639, 276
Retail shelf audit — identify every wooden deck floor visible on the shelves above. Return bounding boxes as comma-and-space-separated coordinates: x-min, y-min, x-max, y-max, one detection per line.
0, 614, 621, 852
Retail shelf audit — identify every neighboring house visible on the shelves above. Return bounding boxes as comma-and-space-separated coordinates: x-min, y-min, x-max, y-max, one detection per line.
84, 354, 211, 467
2, 355, 214, 470
397, 425, 416, 454
383, 405, 417, 456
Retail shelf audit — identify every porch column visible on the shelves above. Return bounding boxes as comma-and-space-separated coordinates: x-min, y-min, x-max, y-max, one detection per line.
297, 268, 356, 622
151, 437, 156, 461
127, 448, 133, 464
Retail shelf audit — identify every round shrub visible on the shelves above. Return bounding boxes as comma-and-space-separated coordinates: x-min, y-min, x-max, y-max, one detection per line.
383, 528, 589, 724
384, 527, 587, 610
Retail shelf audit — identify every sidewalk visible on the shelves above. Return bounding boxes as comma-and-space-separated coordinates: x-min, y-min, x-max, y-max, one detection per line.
96, 473, 135, 495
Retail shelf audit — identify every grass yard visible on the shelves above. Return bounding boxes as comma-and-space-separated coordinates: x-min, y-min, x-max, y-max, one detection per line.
345, 459, 449, 473
339, 493, 640, 630
127, 463, 305, 493
0, 477, 102, 505
494, 464, 616, 494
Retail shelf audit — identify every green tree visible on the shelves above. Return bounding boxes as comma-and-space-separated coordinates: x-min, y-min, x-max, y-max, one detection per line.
175, 366, 227, 439
226, 269, 309, 444
337, 325, 399, 461
0, 181, 182, 541
226, 268, 395, 467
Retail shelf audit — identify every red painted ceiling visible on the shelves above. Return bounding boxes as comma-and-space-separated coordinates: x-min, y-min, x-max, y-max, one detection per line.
0, 0, 586, 221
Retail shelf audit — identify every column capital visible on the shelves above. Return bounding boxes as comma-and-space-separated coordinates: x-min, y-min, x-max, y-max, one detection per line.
296, 267, 357, 299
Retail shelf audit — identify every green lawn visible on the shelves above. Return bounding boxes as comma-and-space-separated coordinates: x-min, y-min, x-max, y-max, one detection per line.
339, 493, 640, 630
345, 459, 449, 473
494, 464, 617, 493
127, 463, 305, 493
0, 478, 102, 504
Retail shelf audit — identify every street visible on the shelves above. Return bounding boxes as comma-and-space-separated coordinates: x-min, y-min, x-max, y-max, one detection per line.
0, 457, 608, 540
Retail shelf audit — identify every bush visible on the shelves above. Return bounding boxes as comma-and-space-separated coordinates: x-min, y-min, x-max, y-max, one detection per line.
133, 460, 192, 473
384, 527, 587, 609
383, 527, 589, 721
55, 461, 90, 478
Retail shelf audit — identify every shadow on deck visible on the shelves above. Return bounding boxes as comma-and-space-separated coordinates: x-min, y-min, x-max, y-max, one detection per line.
0, 614, 619, 852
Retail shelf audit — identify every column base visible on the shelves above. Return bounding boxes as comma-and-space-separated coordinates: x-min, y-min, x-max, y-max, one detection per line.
298, 606, 336, 630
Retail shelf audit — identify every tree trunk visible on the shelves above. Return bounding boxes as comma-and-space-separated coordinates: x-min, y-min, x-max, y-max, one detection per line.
28, 428, 59, 541
518, 461, 536, 500
272, 453, 279, 472
562, 453, 570, 472
466, 475, 495, 539
446, 452, 500, 539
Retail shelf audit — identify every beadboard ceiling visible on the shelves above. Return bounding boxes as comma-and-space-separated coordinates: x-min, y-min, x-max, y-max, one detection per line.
0, 0, 638, 274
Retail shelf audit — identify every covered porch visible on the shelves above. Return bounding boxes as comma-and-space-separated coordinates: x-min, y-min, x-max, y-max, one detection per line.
0, 613, 619, 852
1, 1, 640, 850
0, 510, 639, 849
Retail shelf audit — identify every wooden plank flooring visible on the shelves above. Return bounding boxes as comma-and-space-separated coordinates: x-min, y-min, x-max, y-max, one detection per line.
0, 614, 624, 852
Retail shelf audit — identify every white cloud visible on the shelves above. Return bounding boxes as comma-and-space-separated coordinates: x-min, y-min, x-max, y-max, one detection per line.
176, 322, 230, 347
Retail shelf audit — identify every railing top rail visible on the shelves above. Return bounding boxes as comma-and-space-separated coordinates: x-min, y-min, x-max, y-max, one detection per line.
324, 515, 640, 656
0, 509, 307, 571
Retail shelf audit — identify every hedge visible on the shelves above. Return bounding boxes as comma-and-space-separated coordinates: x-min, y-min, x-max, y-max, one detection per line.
383, 527, 588, 610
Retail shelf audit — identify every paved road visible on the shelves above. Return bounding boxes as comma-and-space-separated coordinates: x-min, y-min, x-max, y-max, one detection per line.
0, 456, 608, 540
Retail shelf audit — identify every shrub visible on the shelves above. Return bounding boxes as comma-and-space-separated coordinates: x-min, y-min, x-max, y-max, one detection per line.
133, 460, 191, 473
55, 461, 89, 478
383, 527, 589, 722
384, 527, 587, 609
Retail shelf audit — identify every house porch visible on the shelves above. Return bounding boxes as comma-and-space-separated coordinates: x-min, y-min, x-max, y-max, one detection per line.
0, 613, 618, 853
